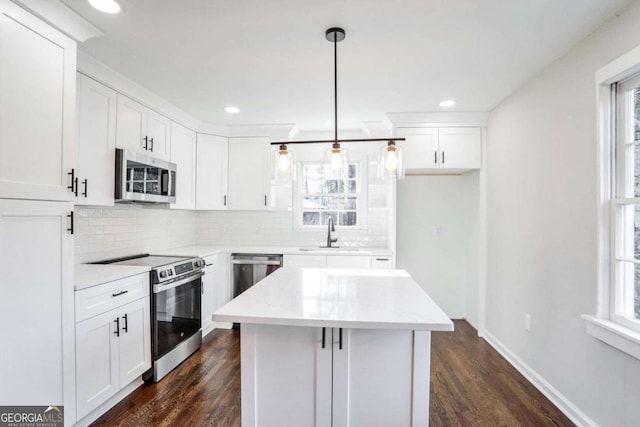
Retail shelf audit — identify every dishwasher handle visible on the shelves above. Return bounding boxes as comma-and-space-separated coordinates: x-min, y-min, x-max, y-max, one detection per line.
231, 259, 282, 266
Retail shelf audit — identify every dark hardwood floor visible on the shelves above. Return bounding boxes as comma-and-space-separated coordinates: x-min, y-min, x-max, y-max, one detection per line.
92, 320, 574, 427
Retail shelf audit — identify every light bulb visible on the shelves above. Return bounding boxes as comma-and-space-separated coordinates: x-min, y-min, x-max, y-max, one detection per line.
331, 150, 343, 169
278, 152, 290, 171
385, 150, 398, 171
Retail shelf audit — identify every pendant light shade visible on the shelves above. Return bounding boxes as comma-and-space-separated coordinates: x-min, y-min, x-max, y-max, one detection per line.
273, 144, 294, 181
379, 141, 404, 179
324, 142, 348, 178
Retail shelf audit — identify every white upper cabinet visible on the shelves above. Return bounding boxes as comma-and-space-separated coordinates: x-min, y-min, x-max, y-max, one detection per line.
0, 1, 76, 201
227, 137, 270, 210
170, 122, 196, 210
146, 110, 171, 161
116, 94, 148, 153
438, 127, 481, 169
397, 128, 439, 170
196, 134, 228, 210
396, 127, 481, 172
116, 94, 172, 160
76, 73, 117, 206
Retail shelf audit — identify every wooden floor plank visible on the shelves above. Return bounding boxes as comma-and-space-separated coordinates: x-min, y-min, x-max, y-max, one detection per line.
92, 320, 573, 427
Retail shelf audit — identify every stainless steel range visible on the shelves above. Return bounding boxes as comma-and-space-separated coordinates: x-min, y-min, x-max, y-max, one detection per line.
94, 254, 205, 382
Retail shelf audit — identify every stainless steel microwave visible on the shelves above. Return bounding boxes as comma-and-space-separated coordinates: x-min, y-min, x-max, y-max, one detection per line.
115, 149, 176, 203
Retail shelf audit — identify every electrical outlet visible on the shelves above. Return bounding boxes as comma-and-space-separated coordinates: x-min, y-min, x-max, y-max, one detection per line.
524, 314, 532, 332
255, 223, 262, 233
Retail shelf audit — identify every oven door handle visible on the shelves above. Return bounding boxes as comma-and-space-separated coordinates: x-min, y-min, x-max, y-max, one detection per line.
153, 272, 203, 294
230, 260, 282, 266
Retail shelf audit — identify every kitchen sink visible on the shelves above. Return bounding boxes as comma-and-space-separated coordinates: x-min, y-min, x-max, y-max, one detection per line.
297, 247, 361, 252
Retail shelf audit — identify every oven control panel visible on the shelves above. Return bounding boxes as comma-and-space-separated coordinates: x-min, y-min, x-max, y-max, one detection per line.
154, 258, 204, 284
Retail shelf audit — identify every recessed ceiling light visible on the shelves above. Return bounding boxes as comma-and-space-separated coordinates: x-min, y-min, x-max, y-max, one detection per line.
439, 100, 456, 108
88, 0, 121, 14
225, 106, 240, 114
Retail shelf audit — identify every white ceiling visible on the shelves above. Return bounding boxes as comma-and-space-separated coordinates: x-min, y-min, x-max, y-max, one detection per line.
62, 0, 632, 131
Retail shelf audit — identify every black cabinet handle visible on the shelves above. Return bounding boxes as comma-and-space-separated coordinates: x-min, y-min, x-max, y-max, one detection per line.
144, 136, 149, 150
322, 327, 326, 349
114, 317, 120, 337
224, 195, 227, 206
82, 179, 88, 198
73, 177, 78, 197
112, 290, 128, 297
68, 169, 75, 193
150, 137, 154, 152
67, 211, 74, 235
375, 258, 389, 261
442, 151, 445, 164
122, 314, 128, 333
434, 151, 437, 164
264, 195, 267, 206
339, 328, 343, 350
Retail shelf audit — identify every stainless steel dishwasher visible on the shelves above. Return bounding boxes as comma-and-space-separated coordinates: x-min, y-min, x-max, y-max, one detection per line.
231, 254, 283, 298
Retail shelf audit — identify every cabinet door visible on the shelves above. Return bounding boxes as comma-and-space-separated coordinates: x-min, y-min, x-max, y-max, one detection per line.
284, 254, 327, 268
0, 2, 76, 201
438, 127, 481, 169
118, 297, 151, 386
75, 309, 120, 419
170, 123, 196, 210
116, 94, 148, 153
241, 324, 332, 427
196, 134, 228, 210
76, 73, 117, 206
332, 329, 416, 427
371, 256, 393, 269
227, 137, 269, 210
0, 200, 74, 408
146, 110, 171, 161
201, 268, 216, 332
396, 128, 438, 170
326, 255, 371, 269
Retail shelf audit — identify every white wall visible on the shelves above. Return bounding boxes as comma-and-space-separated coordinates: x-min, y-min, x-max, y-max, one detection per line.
485, 1, 640, 425
396, 173, 479, 321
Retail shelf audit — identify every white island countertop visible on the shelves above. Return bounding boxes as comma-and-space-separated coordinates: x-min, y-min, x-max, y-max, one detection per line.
213, 267, 453, 331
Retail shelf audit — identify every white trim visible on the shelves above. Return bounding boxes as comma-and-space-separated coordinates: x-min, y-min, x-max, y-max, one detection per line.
477, 127, 488, 337
596, 43, 640, 86
483, 330, 598, 427
583, 315, 640, 361
387, 111, 489, 128
12, 0, 103, 42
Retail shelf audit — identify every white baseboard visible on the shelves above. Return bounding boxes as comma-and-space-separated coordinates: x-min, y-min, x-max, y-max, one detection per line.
73, 379, 144, 427
482, 330, 598, 427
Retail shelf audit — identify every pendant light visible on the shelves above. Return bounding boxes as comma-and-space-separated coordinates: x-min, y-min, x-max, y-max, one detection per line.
273, 144, 294, 181
271, 27, 406, 180
379, 141, 404, 179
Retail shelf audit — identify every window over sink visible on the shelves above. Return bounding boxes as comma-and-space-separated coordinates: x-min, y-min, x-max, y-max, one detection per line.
297, 162, 365, 228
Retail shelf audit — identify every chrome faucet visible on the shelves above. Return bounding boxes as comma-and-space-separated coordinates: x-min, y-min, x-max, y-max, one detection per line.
326, 217, 338, 248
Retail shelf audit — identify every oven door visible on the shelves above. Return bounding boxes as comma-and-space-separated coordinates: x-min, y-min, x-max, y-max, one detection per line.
152, 273, 202, 360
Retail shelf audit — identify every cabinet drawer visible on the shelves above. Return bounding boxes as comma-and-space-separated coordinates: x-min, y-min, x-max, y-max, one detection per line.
76, 273, 149, 323
371, 257, 393, 269
326, 255, 371, 269
284, 254, 327, 268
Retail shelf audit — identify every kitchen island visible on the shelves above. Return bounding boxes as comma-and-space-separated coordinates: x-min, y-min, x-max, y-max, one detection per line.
213, 268, 453, 427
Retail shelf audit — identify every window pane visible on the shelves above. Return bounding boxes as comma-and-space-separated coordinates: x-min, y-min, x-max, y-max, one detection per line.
619, 204, 640, 260
321, 212, 337, 225
636, 263, 640, 319
325, 180, 340, 194
344, 180, 357, 193
303, 197, 322, 209
304, 164, 325, 179
635, 88, 640, 142
634, 144, 640, 197
340, 212, 357, 226
348, 164, 357, 179
303, 212, 320, 225
304, 179, 324, 194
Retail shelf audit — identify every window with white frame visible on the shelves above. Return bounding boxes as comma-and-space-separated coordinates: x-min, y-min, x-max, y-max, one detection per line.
300, 163, 360, 227
611, 73, 640, 331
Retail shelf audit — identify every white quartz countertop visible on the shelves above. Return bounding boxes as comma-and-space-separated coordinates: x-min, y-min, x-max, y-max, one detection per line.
153, 245, 393, 258
213, 268, 453, 331
74, 264, 151, 291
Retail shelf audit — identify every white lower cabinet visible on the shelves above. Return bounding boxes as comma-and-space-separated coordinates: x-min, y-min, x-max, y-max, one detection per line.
284, 254, 393, 269
201, 255, 216, 334
212, 252, 232, 328
242, 324, 428, 427
75, 274, 151, 421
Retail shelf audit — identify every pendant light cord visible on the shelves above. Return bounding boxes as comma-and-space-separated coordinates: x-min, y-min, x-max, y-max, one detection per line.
334, 35, 338, 142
